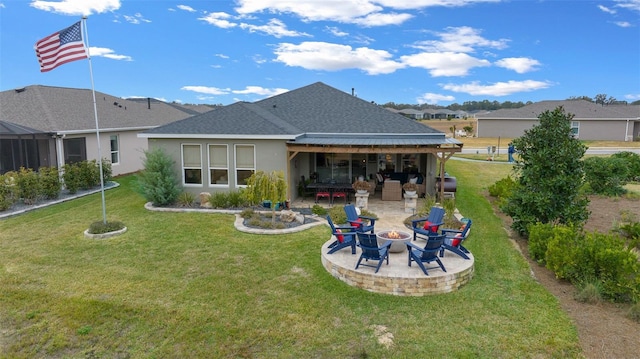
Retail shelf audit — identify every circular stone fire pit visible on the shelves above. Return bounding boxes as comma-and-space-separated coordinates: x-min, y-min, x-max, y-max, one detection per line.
377, 230, 411, 253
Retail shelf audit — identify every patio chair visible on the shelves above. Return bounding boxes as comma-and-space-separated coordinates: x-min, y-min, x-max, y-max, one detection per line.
343, 204, 376, 234
355, 232, 392, 273
411, 206, 445, 241
406, 234, 446, 275
440, 219, 472, 260
326, 215, 358, 254
315, 190, 330, 203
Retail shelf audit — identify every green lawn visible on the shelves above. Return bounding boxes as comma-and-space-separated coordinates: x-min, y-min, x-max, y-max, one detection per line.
0, 162, 582, 358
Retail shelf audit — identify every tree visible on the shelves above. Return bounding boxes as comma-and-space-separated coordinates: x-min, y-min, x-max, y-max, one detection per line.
245, 171, 287, 224
504, 106, 590, 236
136, 148, 181, 206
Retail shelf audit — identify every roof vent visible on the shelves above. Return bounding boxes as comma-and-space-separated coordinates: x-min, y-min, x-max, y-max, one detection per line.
113, 102, 118, 106
14, 87, 26, 93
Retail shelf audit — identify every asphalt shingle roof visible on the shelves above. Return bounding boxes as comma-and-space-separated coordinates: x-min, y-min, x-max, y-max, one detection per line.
143, 82, 445, 142
476, 100, 640, 120
0, 85, 194, 133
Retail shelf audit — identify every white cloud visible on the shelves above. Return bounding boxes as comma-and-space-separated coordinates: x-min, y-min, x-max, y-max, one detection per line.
441, 80, 552, 96
494, 57, 541, 74
231, 86, 289, 97
350, 12, 413, 27
598, 4, 616, 14
215, 54, 230, 59
239, 18, 311, 38
181, 86, 231, 95
375, 0, 501, 10
30, 0, 120, 16
624, 93, 640, 101
614, 21, 633, 27
198, 12, 238, 29
615, 0, 640, 12
123, 13, 151, 24
177, 5, 196, 12
401, 52, 490, 77
274, 41, 405, 75
325, 26, 348, 37
416, 92, 455, 105
88, 47, 132, 61
412, 26, 509, 53
234, 0, 384, 23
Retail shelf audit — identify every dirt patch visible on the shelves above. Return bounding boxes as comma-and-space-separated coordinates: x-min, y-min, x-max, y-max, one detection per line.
492, 194, 640, 359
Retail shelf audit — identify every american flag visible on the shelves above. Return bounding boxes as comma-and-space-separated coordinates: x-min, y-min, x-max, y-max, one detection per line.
35, 21, 88, 72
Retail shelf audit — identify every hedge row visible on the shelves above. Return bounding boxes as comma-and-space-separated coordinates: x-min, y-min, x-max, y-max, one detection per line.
0, 159, 112, 211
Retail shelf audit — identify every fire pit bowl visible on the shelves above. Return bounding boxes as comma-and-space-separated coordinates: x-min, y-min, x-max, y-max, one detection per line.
376, 230, 411, 253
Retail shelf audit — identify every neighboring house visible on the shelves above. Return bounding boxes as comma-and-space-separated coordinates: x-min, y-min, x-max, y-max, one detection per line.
0, 85, 197, 175
397, 108, 425, 120
476, 100, 640, 141
139, 82, 463, 200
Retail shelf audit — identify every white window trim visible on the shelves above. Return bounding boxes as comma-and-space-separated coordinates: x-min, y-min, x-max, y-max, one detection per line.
181, 143, 203, 187
571, 121, 580, 138
234, 144, 256, 188
109, 134, 120, 165
208, 144, 229, 187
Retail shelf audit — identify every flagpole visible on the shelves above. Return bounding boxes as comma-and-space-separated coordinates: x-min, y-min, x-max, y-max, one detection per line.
82, 16, 107, 224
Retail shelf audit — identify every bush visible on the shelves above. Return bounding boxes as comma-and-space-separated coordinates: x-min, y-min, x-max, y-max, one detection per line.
63, 163, 81, 194
611, 151, 640, 181
17, 167, 40, 205
546, 225, 640, 303
489, 176, 517, 209
209, 192, 230, 208
176, 192, 196, 207
628, 303, 640, 323
0, 172, 19, 211
88, 220, 125, 234
311, 204, 327, 216
38, 166, 61, 200
136, 148, 181, 206
527, 222, 555, 263
78, 160, 101, 189
575, 280, 603, 304
583, 156, 628, 196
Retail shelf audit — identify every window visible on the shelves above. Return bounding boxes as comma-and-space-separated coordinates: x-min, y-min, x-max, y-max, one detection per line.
63, 137, 86, 164
110, 135, 119, 164
208, 144, 229, 186
182, 144, 202, 185
235, 144, 255, 186
570, 121, 580, 138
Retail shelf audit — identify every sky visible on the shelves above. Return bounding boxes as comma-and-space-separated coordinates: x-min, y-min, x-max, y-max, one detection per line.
1, 0, 639, 106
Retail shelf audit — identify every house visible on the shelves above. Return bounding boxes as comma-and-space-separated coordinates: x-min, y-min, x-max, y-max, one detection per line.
476, 100, 640, 141
397, 108, 425, 120
0, 85, 198, 175
139, 82, 463, 200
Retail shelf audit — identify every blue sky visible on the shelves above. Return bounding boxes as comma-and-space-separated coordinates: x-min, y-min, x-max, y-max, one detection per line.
1, 0, 639, 106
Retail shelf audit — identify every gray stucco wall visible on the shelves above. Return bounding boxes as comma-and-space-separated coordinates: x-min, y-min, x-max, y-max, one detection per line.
477, 119, 637, 141
148, 138, 288, 196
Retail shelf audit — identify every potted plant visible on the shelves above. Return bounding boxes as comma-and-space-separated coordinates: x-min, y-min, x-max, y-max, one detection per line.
402, 182, 418, 195
352, 180, 371, 194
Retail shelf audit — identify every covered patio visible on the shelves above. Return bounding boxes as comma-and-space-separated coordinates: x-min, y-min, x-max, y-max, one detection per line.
286, 133, 463, 203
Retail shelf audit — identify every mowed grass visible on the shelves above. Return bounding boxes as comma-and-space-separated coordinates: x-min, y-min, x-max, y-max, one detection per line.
0, 167, 582, 358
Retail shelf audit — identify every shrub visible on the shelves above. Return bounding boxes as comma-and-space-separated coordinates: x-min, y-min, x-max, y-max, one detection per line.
527, 222, 555, 263
77, 160, 101, 190
583, 156, 628, 196
0, 172, 19, 211
136, 148, 181, 206
38, 166, 61, 200
240, 208, 255, 218
311, 204, 327, 216
63, 163, 81, 194
611, 151, 640, 181
17, 167, 40, 205
545, 225, 583, 280
227, 189, 250, 208
209, 192, 230, 208
100, 158, 113, 183
88, 220, 125, 234
575, 280, 603, 304
176, 192, 196, 207
488, 175, 517, 198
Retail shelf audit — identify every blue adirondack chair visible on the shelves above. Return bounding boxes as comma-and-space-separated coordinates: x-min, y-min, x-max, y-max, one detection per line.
343, 204, 376, 234
355, 232, 392, 273
411, 206, 445, 241
406, 234, 447, 275
326, 215, 358, 254
440, 219, 472, 259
